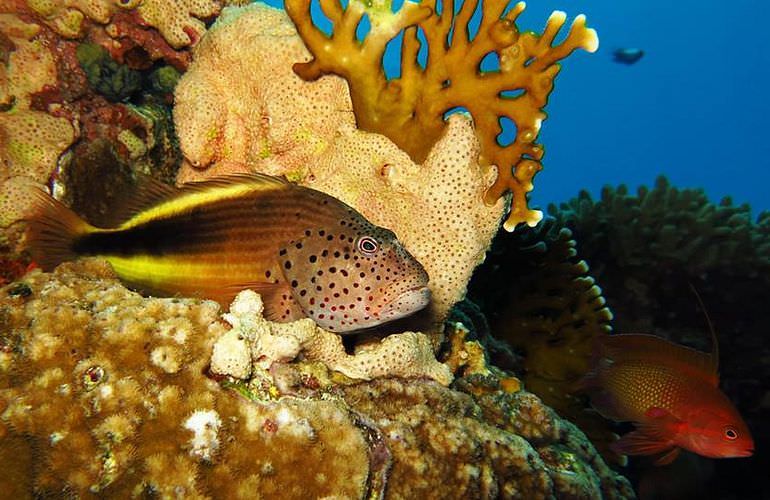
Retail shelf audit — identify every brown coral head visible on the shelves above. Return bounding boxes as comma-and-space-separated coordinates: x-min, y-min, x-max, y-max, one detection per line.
285, 0, 598, 231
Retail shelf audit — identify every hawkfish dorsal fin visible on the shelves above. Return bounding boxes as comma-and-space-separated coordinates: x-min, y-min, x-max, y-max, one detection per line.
179, 173, 290, 192
98, 173, 291, 229
95, 173, 177, 228
600, 334, 719, 387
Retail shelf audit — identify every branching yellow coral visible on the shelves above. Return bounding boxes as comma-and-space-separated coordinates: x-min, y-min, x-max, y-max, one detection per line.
285, 0, 598, 230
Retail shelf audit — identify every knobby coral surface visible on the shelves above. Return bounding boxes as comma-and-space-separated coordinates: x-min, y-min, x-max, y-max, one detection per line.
19, 0, 233, 48
285, 0, 598, 230
0, 259, 634, 498
175, 4, 505, 328
0, 14, 76, 184
468, 218, 620, 462
210, 289, 452, 384
174, 3, 355, 180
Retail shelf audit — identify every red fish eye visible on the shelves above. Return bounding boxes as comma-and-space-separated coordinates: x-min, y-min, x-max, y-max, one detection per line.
357, 236, 378, 255
724, 427, 739, 440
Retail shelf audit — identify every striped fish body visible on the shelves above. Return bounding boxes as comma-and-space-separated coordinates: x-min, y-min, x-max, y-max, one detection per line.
26, 175, 430, 333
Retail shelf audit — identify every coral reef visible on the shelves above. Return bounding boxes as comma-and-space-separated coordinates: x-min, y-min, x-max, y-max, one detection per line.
0, 14, 77, 184
0, 259, 633, 497
20, 0, 231, 50
174, 3, 355, 180
285, 0, 598, 230
175, 4, 505, 327
468, 218, 621, 462
76, 42, 142, 102
549, 177, 770, 488
210, 289, 452, 384
549, 176, 770, 332
1, 6, 185, 252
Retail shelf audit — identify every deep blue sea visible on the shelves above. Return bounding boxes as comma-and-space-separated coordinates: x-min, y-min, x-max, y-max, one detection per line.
527, 0, 770, 217
265, 0, 770, 216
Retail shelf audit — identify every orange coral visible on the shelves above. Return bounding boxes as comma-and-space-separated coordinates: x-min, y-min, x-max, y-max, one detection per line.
285, 0, 598, 230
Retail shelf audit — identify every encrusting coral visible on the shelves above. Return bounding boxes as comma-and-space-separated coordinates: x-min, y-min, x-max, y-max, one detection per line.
173, 3, 355, 181
0, 14, 77, 184
21, 0, 235, 49
285, 0, 598, 230
210, 289, 452, 384
0, 258, 633, 498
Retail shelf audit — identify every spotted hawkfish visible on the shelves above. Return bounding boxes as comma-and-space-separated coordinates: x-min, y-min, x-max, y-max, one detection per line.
25, 174, 431, 333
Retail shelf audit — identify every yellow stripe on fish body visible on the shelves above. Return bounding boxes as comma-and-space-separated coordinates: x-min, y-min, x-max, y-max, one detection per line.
104, 255, 220, 293
119, 177, 285, 230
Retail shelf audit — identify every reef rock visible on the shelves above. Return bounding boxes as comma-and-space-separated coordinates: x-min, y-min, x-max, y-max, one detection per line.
0, 259, 633, 498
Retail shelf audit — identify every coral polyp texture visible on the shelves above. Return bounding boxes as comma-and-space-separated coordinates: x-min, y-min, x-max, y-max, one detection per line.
0, 14, 76, 184
210, 289, 452, 384
22, 0, 231, 48
468, 218, 621, 463
174, 4, 505, 326
173, 3, 355, 180
285, 0, 598, 230
0, 259, 633, 497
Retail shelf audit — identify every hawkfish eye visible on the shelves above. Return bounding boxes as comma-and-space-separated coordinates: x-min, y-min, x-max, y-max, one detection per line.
724, 427, 739, 440
356, 236, 379, 255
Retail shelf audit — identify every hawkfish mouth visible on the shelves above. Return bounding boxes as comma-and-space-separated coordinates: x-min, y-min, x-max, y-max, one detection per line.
379, 286, 431, 320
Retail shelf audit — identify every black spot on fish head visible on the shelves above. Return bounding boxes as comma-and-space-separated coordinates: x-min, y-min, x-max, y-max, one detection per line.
280, 210, 430, 333
364, 227, 430, 324
280, 227, 355, 332
298, 220, 430, 332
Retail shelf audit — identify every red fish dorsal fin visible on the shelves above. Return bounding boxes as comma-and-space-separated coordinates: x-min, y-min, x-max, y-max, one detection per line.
95, 173, 290, 229
600, 334, 719, 387
689, 283, 719, 377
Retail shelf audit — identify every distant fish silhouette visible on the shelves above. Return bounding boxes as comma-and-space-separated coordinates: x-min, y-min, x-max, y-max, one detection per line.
613, 48, 644, 65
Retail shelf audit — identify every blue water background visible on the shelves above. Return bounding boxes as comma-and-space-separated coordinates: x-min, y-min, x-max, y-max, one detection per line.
261, 0, 770, 215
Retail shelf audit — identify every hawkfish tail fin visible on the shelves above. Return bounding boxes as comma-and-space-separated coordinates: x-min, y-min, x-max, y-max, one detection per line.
25, 191, 94, 271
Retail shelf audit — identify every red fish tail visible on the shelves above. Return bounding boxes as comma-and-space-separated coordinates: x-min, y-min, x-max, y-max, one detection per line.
25, 191, 92, 271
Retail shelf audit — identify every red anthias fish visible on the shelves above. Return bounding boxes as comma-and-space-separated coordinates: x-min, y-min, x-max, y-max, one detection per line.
577, 329, 754, 465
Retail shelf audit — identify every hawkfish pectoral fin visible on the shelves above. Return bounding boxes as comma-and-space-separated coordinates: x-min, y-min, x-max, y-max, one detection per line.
222, 282, 306, 323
